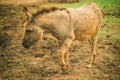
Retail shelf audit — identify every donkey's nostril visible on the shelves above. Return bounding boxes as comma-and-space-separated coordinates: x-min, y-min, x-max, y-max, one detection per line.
22, 42, 30, 48
24, 45, 30, 48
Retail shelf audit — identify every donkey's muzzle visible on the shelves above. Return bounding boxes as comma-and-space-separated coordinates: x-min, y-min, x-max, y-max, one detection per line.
22, 42, 30, 48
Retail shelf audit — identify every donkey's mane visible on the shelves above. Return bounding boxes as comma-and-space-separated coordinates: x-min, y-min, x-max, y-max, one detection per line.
33, 7, 66, 17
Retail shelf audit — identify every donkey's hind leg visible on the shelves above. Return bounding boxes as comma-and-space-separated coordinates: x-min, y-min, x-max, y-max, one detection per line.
57, 37, 74, 71
88, 35, 98, 68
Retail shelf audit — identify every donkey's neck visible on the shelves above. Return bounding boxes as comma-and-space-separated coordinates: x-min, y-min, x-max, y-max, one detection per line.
36, 12, 59, 32
36, 10, 71, 40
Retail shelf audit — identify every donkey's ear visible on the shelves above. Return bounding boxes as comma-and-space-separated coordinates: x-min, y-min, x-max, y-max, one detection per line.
23, 7, 32, 19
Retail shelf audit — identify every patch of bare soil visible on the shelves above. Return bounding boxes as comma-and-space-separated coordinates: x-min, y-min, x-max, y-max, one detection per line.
0, 5, 120, 80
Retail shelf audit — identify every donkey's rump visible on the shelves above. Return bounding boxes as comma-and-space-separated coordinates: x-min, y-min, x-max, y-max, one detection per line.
68, 3, 102, 41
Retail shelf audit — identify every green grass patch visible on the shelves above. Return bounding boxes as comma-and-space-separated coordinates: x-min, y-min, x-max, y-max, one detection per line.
99, 17, 120, 41
102, 16, 120, 26
40, 1, 88, 8
40, 0, 120, 10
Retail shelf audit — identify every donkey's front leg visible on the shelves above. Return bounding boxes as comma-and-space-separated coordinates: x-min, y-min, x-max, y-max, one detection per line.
64, 51, 69, 67
57, 37, 74, 70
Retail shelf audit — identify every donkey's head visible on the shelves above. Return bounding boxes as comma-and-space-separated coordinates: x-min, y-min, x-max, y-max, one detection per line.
22, 7, 43, 48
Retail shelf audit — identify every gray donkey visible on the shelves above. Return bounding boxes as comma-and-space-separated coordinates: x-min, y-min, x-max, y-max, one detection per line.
22, 3, 102, 71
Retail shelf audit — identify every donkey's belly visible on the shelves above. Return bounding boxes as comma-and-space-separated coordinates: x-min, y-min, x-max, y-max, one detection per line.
75, 33, 93, 41
74, 26, 96, 41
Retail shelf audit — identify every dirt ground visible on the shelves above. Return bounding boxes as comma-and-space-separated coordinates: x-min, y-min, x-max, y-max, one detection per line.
0, 4, 120, 80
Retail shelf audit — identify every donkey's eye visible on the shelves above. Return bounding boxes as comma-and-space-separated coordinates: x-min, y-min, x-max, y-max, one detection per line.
26, 29, 34, 32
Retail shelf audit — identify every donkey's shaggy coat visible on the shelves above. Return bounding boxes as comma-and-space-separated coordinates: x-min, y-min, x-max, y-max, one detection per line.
22, 3, 102, 71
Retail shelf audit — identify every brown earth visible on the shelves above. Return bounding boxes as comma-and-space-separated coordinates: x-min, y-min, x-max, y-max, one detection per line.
0, 5, 120, 80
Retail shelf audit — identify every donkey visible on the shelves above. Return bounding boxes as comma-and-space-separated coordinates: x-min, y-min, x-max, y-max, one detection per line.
22, 3, 102, 71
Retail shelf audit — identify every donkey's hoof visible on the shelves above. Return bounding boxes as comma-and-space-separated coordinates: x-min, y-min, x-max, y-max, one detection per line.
61, 68, 69, 74
86, 64, 92, 69
61, 65, 69, 74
